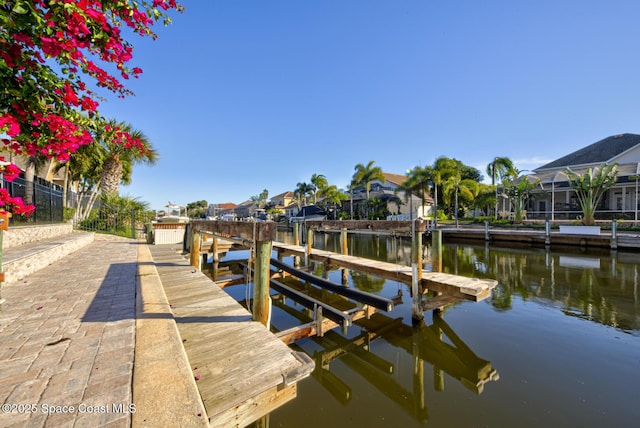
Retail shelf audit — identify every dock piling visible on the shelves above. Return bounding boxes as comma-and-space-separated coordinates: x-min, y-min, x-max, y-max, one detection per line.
189, 229, 201, 270
611, 219, 618, 249
253, 239, 273, 328
341, 228, 348, 285
411, 263, 424, 324
431, 230, 442, 273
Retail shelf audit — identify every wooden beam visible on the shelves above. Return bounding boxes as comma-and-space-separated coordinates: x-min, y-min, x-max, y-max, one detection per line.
191, 220, 276, 242
307, 219, 427, 233
270, 258, 394, 312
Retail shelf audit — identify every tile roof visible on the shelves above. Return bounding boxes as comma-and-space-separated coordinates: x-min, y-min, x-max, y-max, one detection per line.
536, 133, 640, 170
381, 172, 407, 186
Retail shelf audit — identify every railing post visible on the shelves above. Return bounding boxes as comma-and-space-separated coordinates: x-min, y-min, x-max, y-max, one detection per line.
49, 185, 53, 223
131, 209, 136, 240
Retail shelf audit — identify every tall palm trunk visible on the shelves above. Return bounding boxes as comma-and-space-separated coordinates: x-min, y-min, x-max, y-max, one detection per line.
101, 154, 122, 196
24, 156, 37, 206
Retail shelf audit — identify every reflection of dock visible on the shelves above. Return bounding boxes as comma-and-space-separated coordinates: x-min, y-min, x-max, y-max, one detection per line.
359, 313, 499, 394
270, 291, 498, 422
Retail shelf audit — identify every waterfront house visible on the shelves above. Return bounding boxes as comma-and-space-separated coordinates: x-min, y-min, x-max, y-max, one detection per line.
268, 191, 297, 218
206, 202, 238, 219
522, 133, 640, 223
234, 200, 259, 220
346, 171, 433, 219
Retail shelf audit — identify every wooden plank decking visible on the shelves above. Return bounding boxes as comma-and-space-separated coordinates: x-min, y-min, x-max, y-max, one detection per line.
148, 244, 314, 428
272, 242, 497, 301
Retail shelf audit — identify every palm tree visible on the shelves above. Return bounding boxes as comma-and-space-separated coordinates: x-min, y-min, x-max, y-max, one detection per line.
565, 163, 618, 225
487, 157, 516, 219
430, 157, 458, 225
53, 140, 103, 216
401, 167, 427, 203
294, 182, 314, 207
64, 118, 156, 220
95, 119, 158, 196
352, 161, 386, 199
503, 171, 540, 224
310, 173, 328, 204
23, 155, 48, 206
249, 189, 269, 208
400, 165, 437, 219
319, 185, 348, 218
443, 161, 479, 228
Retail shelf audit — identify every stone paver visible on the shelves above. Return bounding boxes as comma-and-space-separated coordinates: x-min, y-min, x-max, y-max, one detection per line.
0, 236, 138, 428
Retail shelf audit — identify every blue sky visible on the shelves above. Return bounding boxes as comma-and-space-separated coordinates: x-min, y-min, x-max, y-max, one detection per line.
96, 1, 640, 211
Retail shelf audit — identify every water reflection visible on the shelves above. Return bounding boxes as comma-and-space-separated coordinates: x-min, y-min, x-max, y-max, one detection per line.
273, 296, 497, 424
439, 242, 640, 332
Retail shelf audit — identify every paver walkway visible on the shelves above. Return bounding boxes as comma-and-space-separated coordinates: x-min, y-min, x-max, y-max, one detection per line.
0, 236, 138, 428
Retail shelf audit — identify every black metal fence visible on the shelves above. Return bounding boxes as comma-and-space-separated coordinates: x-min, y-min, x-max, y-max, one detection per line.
74, 208, 156, 240
2, 178, 156, 239
2, 176, 64, 224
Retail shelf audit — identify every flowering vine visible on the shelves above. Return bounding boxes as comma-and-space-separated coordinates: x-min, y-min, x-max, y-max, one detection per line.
0, 0, 182, 215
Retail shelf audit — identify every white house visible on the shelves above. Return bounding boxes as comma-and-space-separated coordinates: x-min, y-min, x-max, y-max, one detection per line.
523, 133, 640, 222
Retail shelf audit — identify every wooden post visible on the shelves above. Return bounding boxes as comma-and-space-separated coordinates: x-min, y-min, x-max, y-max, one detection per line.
253, 240, 273, 328
545, 220, 551, 246
189, 228, 201, 270
416, 229, 423, 282
431, 229, 442, 273
212, 236, 219, 262
484, 220, 490, 241
306, 226, 313, 266
340, 228, 349, 285
611, 219, 618, 250
293, 222, 300, 267
411, 263, 423, 323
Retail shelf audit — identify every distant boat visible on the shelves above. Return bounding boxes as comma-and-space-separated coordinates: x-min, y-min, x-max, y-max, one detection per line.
289, 205, 327, 223
157, 203, 189, 223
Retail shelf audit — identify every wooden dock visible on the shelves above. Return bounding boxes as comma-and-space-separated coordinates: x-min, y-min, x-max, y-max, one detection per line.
439, 226, 640, 250
272, 242, 497, 302
148, 244, 314, 427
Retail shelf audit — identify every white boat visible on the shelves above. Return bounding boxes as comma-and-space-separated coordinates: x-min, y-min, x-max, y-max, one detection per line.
157, 203, 189, 223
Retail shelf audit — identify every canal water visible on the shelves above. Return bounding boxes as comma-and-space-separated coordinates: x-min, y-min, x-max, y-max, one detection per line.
213, 231, 640, 428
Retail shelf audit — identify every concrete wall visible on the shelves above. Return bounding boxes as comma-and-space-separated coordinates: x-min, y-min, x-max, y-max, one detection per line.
3, 222, 73, 249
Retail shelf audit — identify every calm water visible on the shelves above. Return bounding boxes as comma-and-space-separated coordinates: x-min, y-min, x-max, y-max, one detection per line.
214, 231, 640, 428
